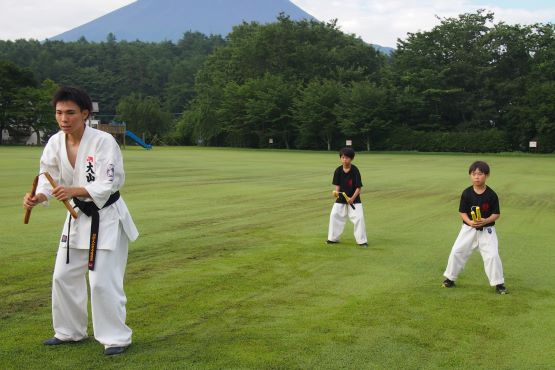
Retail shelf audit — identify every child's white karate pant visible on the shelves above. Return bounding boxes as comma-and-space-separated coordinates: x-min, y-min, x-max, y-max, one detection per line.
51, 229, 132, 348
444, 224, 504, 286
328, 203, 367, 244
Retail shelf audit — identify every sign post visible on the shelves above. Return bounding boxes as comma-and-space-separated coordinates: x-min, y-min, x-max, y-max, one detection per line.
529, 140, 538, 152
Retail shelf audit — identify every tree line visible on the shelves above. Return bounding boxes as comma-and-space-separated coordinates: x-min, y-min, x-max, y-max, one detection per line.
0, 31, 223, 143
1, 11, 554, 152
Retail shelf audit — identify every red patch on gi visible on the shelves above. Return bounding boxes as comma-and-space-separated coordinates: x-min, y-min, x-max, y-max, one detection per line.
86, 155, 94, 162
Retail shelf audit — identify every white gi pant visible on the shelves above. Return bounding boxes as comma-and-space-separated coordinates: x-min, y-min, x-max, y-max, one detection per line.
444, 224, 504, 286
51, 228, 132, 348
328, 203, 367, 244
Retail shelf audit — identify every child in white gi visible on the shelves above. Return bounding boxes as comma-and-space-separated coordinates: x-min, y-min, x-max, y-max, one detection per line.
327, 147, 368, 247
442, 161, 508, 294
23, 86, 138, 355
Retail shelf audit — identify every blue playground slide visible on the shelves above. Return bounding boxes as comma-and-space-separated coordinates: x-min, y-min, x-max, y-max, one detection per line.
125, 130, 152, 149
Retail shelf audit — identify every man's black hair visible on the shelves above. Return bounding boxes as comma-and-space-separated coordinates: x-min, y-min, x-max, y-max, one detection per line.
469, 161, 490, 175
339, 147, 355, 159
52, 86, 93, 118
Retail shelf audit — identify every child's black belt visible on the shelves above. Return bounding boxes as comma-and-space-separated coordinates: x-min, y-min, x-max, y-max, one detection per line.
65, 191, 121, 270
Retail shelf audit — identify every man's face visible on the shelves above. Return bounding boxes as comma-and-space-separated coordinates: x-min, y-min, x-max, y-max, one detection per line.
55, 101, 88, 136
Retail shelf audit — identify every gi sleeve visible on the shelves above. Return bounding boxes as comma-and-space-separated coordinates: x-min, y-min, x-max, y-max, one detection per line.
36, 136, 61, 200
85, 136, 125, 208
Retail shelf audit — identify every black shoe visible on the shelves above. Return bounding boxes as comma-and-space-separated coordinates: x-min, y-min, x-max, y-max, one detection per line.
442, 278, 455, 288
326, 240, 339, 244
43, 337, 75, 345
496, 284, 508, 294
104, 346, 128, 356
358, 243, 368, 248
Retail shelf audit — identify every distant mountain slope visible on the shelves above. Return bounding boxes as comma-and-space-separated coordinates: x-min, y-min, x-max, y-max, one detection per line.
49, 0, 316, 42
50, 0, 396, 51
372, 45, 395, 55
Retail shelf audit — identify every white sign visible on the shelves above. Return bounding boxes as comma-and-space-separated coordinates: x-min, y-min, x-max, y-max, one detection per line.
92, 102, 99, 113
269, 138, 274, 144
529, 141, 537, 148
346, 140, 353, 146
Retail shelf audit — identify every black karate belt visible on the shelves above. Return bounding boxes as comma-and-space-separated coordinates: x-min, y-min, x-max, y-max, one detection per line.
66, 191, 121, 270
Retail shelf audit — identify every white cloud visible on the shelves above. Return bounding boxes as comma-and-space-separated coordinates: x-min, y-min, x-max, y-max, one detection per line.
479, 6, 555, 25
0, 0, 135, 40
291, 0, 555, 47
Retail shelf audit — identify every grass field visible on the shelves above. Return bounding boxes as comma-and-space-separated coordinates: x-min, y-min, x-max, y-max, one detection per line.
1, 146, 554, 369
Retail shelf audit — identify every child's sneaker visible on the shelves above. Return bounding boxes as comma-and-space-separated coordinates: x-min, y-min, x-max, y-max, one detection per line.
326, 240, 339, 245
358, 243, 368, 248
442, 278, 455, 288
495, 284, 508, 294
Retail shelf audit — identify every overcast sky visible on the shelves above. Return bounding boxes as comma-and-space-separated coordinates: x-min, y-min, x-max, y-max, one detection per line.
0, 0, 554, 47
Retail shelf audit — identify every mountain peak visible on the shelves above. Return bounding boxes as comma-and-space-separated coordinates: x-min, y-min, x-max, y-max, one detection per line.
50, 0, 316, 42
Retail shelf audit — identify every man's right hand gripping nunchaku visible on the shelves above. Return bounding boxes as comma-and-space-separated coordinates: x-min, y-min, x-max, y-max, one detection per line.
23, 172, 78, 224
333, 190, 356, 210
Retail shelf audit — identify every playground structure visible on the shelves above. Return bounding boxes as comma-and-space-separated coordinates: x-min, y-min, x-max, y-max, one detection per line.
90, 120, 152, 149
125, 129, 152, 149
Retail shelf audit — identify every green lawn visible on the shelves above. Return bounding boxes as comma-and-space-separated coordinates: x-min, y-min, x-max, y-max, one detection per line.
1, 147, 554, 369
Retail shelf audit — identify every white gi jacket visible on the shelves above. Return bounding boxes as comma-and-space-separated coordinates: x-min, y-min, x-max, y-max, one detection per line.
36, 126, 139, 250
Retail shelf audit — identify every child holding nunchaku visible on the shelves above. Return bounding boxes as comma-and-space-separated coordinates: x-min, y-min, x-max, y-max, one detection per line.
327, 147, 368, 247
442, 161, 508, 294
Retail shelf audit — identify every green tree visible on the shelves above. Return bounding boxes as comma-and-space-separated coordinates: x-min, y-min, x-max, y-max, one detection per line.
217, 74, 297, 148
336, 81, 391, 151
0, 60, 37, 143
243, 75, 297, 149
0, 33, 223, 120
218, 81, 250, 146
522, 23, 555, 152
197, 15, 383, 87
179, 83, 225, 146
187, 15, 383, 149
293, 79, 344, 150
116, 94, 172, 141
11, 79, 59, 144
392, 11, 496, 130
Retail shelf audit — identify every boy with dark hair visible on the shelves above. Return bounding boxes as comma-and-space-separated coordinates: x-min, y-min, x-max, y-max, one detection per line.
52, 85, 93, 113
23, 86, 139, 355
442, 161, 508, 294
327, 147, 368, 247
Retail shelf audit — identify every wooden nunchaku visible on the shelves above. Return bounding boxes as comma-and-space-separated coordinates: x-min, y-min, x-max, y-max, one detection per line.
24, 172, 78, 224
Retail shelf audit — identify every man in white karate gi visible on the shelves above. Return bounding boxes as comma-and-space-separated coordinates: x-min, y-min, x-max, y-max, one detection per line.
23, 86, 139, 356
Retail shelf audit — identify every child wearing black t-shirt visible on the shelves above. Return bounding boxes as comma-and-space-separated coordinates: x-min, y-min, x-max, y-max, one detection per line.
442, 161, 508, 294
327, 147, 368, 247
